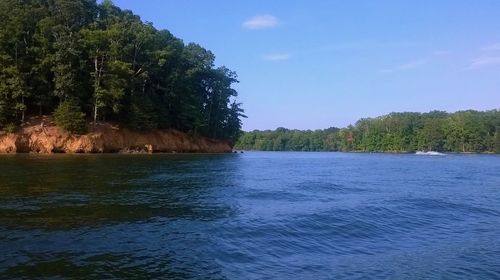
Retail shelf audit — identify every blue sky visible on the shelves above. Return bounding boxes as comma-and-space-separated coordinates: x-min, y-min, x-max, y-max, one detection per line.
111, 0, 500, 130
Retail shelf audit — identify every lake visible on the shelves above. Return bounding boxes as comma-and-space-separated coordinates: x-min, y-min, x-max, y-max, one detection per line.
0, 152, 499, 279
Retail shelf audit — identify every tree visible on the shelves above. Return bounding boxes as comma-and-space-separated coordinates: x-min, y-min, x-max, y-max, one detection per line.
235, 110, 500, 153
0, 65, 27, 127
53, 99, 86, 133
0, 0, 245, 141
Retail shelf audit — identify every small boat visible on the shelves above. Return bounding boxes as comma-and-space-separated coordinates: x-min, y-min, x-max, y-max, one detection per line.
415, 151, 445, 156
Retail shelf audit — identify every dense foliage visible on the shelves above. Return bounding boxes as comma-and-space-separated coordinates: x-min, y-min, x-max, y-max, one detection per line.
0, 0, 245, 142
236, 110, 500, 153
53, 99, 86, 133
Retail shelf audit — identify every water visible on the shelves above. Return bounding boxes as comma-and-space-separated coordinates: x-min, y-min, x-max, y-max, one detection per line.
0, 152, 499, 279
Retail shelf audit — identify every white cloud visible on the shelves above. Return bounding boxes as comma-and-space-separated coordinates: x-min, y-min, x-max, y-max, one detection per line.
263, 53, 290, 61
243, 15, 278, 30
469, 56, 500, 68
481, 43, 500, 51
380, 60, 427, 73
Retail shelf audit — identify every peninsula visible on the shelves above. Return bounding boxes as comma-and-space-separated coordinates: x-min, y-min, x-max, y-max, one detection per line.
0, 0, 245, 153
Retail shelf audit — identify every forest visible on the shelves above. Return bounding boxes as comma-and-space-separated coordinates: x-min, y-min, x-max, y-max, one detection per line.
236, 110, 500, 153
0, 0, 245, 142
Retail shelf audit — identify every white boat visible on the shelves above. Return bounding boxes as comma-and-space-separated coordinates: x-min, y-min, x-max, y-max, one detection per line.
415, 151, 445, 156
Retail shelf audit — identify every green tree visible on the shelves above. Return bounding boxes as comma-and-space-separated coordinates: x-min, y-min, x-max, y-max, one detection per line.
53, 99, 86, 133
0, 0, 245, 140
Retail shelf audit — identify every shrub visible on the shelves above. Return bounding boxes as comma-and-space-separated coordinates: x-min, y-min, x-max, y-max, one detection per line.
3, 123, 18, 133
53, 99, 87, 134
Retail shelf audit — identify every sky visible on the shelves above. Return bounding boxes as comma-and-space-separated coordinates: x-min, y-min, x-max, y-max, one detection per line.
110, 0, 500, 130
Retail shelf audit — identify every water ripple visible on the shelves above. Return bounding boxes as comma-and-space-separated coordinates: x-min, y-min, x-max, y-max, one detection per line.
0, 152, 499, 279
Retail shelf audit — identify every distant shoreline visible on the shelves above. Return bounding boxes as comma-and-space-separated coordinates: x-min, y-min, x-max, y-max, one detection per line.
235, 110, 499, 154
234, 150, 499, 155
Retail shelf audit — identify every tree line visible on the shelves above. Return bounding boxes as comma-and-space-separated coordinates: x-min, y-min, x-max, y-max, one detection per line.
0, 0, 245, 142
236, 110, 500, 153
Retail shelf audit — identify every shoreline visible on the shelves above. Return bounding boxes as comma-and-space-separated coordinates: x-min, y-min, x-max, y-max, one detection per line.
233, 150, 499, 155
0, 118, 232, 154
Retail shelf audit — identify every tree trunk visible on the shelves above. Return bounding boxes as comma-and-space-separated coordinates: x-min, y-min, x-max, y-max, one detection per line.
93, 97, 98, 125
93, 56, 99, 126
93, 54, 104, 126
21, 95, 25, 123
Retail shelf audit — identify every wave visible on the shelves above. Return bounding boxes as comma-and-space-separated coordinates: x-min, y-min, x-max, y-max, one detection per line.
415, 151, 446, 156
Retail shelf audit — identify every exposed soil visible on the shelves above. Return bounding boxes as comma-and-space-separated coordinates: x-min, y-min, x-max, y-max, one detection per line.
0, 116, 232, 154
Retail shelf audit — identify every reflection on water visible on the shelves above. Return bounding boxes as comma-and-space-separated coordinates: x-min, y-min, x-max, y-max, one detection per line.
0, 154, 239, 228
1, 153, 500, 279
1, 154, 239, 279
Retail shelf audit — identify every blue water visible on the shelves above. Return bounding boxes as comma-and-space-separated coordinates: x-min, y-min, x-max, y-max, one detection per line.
0, 152, 499, 279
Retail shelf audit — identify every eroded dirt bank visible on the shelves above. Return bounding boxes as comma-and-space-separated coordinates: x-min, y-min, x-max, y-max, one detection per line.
0, 117, 232, 154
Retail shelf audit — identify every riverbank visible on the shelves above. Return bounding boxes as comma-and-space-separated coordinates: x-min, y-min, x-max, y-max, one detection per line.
0, 116, 232, 154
